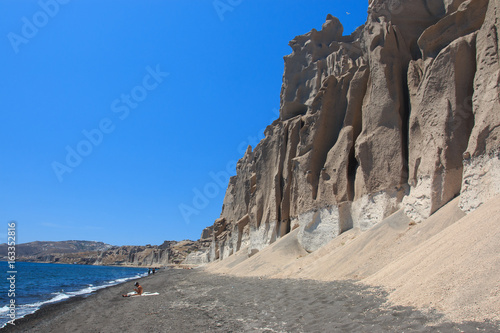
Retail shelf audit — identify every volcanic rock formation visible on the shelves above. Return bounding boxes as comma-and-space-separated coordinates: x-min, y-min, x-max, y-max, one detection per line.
185, 0, 500, 264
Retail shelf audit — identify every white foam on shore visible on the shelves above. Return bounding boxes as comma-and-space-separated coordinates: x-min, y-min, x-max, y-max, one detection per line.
0, 272, 147, 328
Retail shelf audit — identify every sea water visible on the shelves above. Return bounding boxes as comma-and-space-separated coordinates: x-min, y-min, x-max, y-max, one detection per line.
0, 261, 148, 328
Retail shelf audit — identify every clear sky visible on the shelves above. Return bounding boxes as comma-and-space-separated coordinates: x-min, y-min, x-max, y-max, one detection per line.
0, 0, 367, 246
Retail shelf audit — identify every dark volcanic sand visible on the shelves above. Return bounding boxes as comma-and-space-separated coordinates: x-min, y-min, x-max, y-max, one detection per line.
2, 269, 499, 333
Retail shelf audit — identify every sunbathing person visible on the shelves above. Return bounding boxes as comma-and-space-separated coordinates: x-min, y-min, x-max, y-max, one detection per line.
122, 282, 143, 297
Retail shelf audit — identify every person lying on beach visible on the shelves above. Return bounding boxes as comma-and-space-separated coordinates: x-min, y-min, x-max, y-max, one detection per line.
122, 282, 143, 297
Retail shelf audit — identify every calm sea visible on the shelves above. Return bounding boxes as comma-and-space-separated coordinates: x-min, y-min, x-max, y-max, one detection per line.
0, 261, 148, 328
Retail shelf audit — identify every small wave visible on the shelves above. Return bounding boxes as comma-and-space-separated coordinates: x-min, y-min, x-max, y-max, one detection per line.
108, 277, 131, 284
67, 287, 95, 296
106, 273, 147, 286
29, 292, 71, 308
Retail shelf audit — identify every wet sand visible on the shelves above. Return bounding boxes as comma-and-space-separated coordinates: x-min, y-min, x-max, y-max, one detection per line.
2, 268, 499, 333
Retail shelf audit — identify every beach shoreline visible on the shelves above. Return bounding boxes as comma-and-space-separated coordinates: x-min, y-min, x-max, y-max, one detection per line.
2, 268, 498, 332
0, 265, 155, 331
6, 260, 168, 269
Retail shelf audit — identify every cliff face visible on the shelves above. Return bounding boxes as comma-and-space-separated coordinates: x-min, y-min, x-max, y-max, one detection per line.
191, 0, 499, 263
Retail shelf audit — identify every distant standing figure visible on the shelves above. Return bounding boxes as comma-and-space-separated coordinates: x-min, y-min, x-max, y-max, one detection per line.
148, 268, 151, 275
152, 268, 155, 274
122, 282, 143, 297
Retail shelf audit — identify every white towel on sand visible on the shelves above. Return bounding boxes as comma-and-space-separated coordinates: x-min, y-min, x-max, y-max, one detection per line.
126, 292, 160, 297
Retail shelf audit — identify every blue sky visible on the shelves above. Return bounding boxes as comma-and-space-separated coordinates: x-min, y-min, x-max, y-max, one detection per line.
0, 0, 367, 246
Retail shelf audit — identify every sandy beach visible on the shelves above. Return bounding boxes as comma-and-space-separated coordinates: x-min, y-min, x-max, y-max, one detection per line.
2, 268, 498, 333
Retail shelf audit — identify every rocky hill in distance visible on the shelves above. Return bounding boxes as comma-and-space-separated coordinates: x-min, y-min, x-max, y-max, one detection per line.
1, 239, 209, 266
0, 240, 112, 258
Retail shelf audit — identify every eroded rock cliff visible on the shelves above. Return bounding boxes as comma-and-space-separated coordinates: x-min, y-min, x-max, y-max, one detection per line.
189, 0, 499, 263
